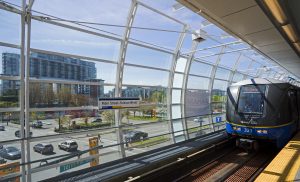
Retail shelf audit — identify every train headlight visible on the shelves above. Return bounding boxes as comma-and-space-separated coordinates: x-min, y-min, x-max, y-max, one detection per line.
257, 129, 268, 134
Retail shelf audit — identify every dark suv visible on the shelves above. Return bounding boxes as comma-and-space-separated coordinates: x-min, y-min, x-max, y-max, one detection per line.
124, 131, 148, 142
33, 143, 54, 154
15, 130, 33, 138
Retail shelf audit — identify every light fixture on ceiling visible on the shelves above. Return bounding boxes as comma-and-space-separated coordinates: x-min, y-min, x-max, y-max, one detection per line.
263, 0, 300, 55
264, 0, 287, 24
282, 24, 298, 42
192, 29, 206, 42
294, 42, 300, 52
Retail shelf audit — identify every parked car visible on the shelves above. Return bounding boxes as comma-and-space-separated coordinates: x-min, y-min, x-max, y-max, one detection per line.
58, 140, 78, 151
33, 143, 54, 154
0, 125, 5, 131
0, 146, 21, 160
31, 121, 43, 128
0, 157, 6, 164
124, 131, 148, 142
15, 130, 33, 138
91, 118, 102, 123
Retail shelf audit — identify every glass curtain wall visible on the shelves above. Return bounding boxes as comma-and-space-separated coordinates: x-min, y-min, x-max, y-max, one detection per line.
0, 0, 298, 181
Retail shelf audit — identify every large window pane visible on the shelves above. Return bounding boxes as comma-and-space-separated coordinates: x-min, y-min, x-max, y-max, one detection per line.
212, 80, 228, 113
126, 44, 173, 69
189, 61, 212, 77
218, 52, 239, 68
0, 10, 20, 45
172, 89, 181, 104
30, 52, 117, 84
123, 66, 169, 86
173, 73, 184, 88
32, 0, 131, 35
175, 57, 187, 73
131, 6, 182, 49
29, 82, 114, 107
187, 76, 209, 90
31, 20, 121, 61
185, 89, 210, 117
214, 68, 231, 80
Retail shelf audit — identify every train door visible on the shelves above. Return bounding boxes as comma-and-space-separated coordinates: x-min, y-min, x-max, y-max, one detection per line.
297, 90, 300, 129
288, 89, 298, 131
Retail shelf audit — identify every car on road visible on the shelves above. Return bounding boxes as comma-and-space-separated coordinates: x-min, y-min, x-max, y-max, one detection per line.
124, 131, 148, 142
31, 121, 43, 128
15, 130, 33, 138
0, 125, 5, 131
91, 118, 102, 123
0, 146, 21, 160
33, 143, 54, 154
58, 140, 78, 152
0, 157, 6, 164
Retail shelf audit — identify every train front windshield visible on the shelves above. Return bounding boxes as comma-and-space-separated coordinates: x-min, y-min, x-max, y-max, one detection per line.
238, 85, 266, 114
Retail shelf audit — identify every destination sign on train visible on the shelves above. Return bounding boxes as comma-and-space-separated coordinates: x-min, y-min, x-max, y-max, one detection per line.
98, 98, 140, 109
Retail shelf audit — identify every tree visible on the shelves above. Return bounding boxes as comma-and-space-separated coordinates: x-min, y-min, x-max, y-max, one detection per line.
102, 111, 114, 124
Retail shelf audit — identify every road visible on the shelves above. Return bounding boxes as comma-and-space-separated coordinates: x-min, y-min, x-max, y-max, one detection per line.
0, 119, 171, 181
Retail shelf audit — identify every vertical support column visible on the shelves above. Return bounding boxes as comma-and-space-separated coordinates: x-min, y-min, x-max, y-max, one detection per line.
228, 53, 242, 85
20, 1, 26, 181
243, 60, 254, 79
24, 0, 34, 181
167, 25, 187, 143
207, 46, 225, 132
114, 0, 138, 158
181, 41, 198, 140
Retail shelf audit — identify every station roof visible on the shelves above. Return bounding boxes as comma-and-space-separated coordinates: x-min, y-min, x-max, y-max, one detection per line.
178, 0, 300, 78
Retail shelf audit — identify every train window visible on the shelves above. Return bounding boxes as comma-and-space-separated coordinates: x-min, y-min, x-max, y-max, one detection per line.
238, 85, 266, 114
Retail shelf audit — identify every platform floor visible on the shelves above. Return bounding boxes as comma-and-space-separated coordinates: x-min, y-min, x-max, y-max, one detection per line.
255, 131, 300, 182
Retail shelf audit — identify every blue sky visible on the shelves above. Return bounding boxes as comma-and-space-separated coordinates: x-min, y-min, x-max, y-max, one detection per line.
0, 0, 289, 87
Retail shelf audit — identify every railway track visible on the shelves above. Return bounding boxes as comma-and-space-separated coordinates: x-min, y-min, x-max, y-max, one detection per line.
124, 139, 278, 182
175, 146, 278, 182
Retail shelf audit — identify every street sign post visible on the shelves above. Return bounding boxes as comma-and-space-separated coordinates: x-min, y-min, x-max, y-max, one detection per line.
98, 97, 140, 110
59, 159, 92, 173
216, 116, 222, 123
89, 137, 99, 167
0, 162, 20, 182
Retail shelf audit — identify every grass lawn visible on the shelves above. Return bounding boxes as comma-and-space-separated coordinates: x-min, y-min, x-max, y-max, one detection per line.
130, 135, 170, 148
128, 115, 158, 121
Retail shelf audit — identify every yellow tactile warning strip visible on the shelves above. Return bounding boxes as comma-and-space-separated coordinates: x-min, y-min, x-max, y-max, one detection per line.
255, 132, 300, 182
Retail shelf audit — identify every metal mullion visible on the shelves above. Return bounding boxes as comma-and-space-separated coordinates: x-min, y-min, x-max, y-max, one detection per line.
0, 41, 21, 49
0, 2, 22, 14
114, 0, 138, 158
181, 41, 198, 140
24, 0, 32, 180
128, 40, 174, 54
208, 46, 225, 131
0, 76, 20, 80
198, 48, 250, 59
229, 53, 242, 85
182, 41, 242, 55
124, 63, 170, 72
244, 60, 254, 79
121, 84, 167, 88
0, 108, 20, 112
31, 16, 122, 42
137, 1, 186, 26
29, 106, 98, 112
19, 1, 26, 181
167, 25, 187, 143
193, 58, 215, 66
182, 73, 210, 79
30, 48, 117, 65
29, 78, 115, 86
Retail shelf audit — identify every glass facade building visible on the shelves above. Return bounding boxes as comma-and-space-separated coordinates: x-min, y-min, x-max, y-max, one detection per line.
0, 0, 298, 181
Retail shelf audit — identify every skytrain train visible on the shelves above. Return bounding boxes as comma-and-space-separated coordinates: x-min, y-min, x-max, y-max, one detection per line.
226, 78, 300, 149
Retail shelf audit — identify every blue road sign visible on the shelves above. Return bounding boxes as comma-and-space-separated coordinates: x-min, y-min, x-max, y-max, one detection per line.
216, 116, 222, 123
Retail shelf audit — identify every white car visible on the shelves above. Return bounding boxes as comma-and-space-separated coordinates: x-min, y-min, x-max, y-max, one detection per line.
58, 140, 78, 152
